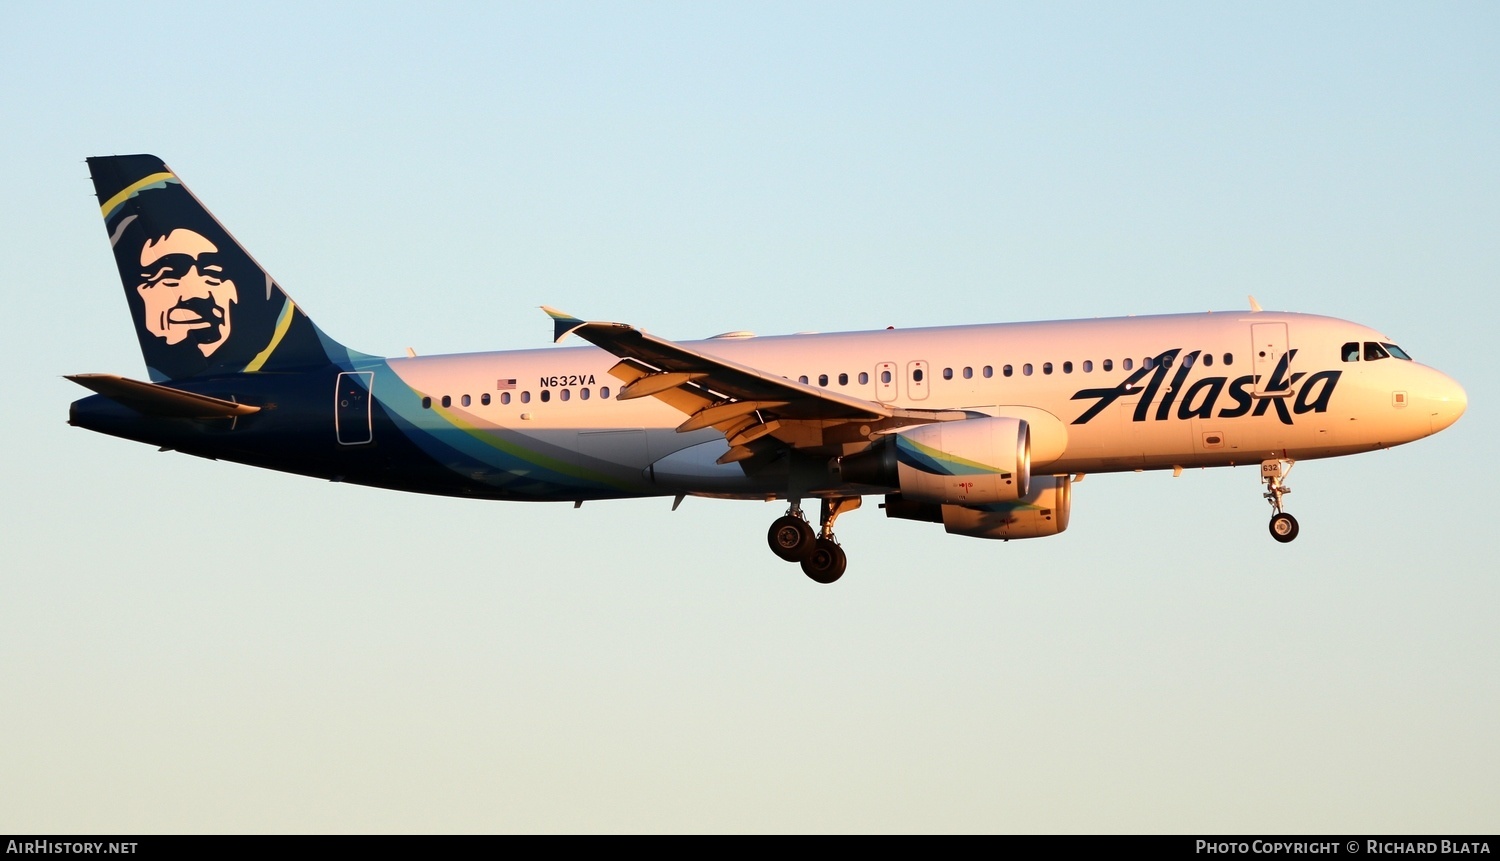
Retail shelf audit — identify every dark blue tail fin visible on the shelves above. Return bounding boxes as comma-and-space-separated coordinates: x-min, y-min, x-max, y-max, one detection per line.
88, 154, 366, 382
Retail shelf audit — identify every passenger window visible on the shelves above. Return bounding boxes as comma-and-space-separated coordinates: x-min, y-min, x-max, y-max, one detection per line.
581, 388, 590, 400
521, 391, 531, 404
441, 395, 451, 408
1103, 359, 1113, 372
983, 366, 992, 378
1143, 358, 1154, 370
1365, 342, 1390, 361
963, 367, 973, 379
1003, 365, 1013, 377
1123, 358, 1132, 371
1342, 342, 1360, 362
881, 370, 892, 384
1223, 353, 1233, 365
1043, 362, 1053, 374
560, 389, 570, 401
859, 372, 869, 385
421, 396, 432, 409
1083, 360, 1092, 372
481, 393, 491, 405
799, 375, 809, 384
838, 373, 848, 385
501, 392, 511, 405
1023, 363, 1033, 376
462, 394, 471, 407
1182, 354, 1193, 369
1202, 354, 1213, 367
943, 368, 953, 380
540, 390, 551, 402
601, 386, 611, 398
818, 374, 828, 386
1062, 361, 1073, 374
913, 369, 924, 382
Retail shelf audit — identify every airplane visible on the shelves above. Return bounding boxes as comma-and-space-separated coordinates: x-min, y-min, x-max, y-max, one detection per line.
68, 154, 1468, 583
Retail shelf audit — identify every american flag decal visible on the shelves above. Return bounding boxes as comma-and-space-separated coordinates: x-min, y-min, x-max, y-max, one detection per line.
496, 378, 516, 390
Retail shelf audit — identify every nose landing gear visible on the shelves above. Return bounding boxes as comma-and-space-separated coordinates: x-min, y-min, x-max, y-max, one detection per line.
767, 497, 860, 583
1262, 459, 1299, 543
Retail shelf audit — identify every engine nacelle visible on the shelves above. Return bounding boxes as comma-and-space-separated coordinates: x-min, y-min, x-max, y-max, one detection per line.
842, 416, 1030, 505
882, 474, 1073, 540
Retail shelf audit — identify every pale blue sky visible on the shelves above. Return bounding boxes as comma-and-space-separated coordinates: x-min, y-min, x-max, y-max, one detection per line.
2, 2, 1495, 833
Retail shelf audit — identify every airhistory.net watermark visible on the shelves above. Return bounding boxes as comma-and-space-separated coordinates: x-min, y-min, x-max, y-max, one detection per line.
5, 842, 137, 854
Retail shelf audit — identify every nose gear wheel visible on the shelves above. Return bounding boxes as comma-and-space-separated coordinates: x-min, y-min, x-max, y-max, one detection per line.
1269, 511, 1299, 542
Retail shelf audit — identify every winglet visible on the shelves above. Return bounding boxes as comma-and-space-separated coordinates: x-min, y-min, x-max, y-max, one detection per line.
1248, 295, 1263, 312
542, 306, 588, 343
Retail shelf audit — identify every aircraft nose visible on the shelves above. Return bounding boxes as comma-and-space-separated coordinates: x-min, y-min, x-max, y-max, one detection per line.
1425, 371, 1467, 434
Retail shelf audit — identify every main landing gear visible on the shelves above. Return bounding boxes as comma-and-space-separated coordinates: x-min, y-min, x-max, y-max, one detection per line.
766, 497, 861, 583
768, 508, 816, 562
1261, 458, 1299, 543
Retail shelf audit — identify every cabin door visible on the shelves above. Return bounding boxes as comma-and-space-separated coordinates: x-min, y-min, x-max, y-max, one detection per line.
335, 371, 375, 445
1250, 323, 1290, 395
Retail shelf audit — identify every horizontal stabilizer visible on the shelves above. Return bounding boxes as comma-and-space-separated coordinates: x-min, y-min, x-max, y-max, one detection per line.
65, 374, 260, 419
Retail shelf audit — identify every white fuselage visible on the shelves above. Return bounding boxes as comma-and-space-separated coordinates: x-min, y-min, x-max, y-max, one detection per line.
377, 310, 1465, 500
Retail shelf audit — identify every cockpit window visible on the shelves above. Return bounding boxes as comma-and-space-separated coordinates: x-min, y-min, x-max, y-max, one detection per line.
1383, 343, 1412, 360
1342, 342, 1360, 362
1364, 342, 1391, 361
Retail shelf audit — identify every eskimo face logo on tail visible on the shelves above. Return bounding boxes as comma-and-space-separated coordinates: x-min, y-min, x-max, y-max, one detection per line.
90, 154, 352, 382
135, 228, 238, 357
100, 173, 284, 381
1070, 348, 1341, 426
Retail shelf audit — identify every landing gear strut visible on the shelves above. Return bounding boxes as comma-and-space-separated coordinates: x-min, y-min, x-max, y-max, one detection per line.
1261, 459, 1299, 543
767, 497, 860, 583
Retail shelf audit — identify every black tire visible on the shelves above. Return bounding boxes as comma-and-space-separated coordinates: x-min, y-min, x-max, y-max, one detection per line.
768, 515, 816, 562
800, 538, 847, 584
1269, 512, 1299, 543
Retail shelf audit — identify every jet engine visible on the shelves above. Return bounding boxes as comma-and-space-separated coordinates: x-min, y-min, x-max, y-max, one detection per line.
840, 416, 1030, 505
882, 474, 1073, 540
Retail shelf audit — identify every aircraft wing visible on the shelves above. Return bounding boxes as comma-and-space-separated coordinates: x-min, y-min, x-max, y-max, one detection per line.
546, 308, 957, 463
